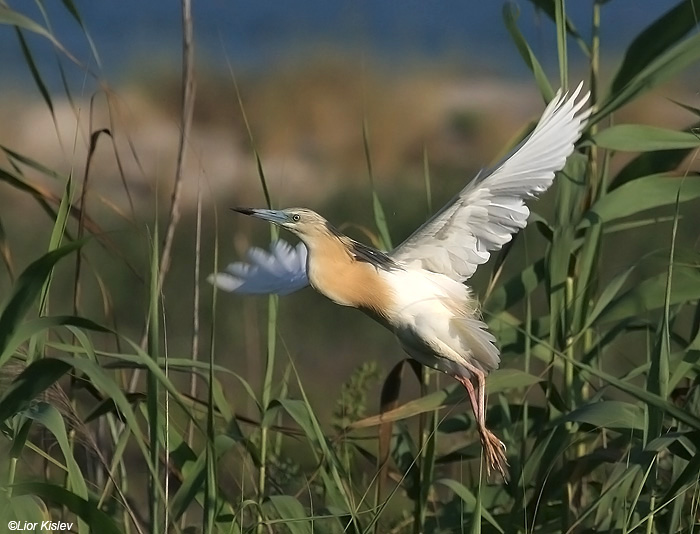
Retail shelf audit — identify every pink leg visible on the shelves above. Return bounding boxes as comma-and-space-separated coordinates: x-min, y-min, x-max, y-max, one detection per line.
454, 368, 508, 480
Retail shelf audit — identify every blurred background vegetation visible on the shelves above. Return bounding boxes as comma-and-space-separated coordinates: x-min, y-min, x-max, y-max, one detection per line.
1, 1, 700, 533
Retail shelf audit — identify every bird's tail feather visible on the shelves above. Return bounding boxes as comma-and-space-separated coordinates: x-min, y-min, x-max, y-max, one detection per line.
450, 315, 501, 373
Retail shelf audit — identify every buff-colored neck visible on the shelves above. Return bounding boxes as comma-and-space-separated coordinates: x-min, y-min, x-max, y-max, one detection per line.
300, 230, 394, 316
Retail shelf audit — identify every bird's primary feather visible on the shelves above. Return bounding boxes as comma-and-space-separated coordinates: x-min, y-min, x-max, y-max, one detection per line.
391, 82, 591, 281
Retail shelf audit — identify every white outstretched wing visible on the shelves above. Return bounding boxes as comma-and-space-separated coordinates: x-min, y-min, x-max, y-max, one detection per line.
208, 240, 309, 295
391, 82, 591, 282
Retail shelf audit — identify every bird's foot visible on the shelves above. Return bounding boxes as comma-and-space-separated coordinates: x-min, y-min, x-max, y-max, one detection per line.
480, 428, 509, 481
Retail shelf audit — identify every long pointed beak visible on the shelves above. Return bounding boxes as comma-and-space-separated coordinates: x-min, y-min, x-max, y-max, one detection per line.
232, 207, 288, 225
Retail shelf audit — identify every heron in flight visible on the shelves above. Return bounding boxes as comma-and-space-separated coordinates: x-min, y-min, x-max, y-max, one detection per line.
210, 84, 590, 478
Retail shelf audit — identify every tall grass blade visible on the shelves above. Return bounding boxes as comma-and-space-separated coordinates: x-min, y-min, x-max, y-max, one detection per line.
0, 216, 13, 280
11, 482, 121, 534
554, 0, 568, 89
557, 400, 645, 430
205, 207, 220, 534
229, 62, 279, 531
0, 493, 48, 531
648, 186, 681, 437
0, 6, 78, 61
146, 226, 161, 534
422, 146, 432, 215
351, 369, 541, 428
502, 3, 554, 100
545, 344, 700, 430
485, 258, 546, 312
580, 265, 635, 332
41, 174, 74, 316
264, 495, 313, 534
584, 174, 700, 224
21, 403, 88, 533
57, 0, 102, 68
362, 118, 392, 250
47, 175, 73, 254
523, 0, 589, 55
14, 28, 55, 119
0, 358, 71, 422
595, 32, 700, 121
0, 241, 85, 366
594, 266, 700, 326
434, 479, 503, 533
594, 125, 700, 151
376, 359, 420, 503
614, 147, 695, 187
274, 392, 361, 528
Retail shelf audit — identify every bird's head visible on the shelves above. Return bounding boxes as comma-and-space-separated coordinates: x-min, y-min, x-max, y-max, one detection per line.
232, 207, 335, 242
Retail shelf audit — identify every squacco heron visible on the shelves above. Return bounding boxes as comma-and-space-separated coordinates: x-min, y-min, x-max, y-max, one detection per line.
211, 84, 590, 478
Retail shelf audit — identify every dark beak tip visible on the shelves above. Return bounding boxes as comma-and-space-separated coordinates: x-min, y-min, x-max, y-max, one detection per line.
231, 207, 254, 216
230, 207, 286, 224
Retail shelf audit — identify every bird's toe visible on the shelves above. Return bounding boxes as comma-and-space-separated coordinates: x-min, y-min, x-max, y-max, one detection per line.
481, 430, 509, 481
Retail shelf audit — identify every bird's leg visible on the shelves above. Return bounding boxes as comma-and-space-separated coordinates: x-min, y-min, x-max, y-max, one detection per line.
454, 369, 508, 480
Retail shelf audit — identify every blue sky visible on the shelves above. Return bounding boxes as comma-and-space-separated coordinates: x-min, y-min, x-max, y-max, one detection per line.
0, 1, 682, 89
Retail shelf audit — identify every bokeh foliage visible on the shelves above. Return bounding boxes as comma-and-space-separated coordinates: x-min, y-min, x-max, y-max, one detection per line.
1, 1, 700, 533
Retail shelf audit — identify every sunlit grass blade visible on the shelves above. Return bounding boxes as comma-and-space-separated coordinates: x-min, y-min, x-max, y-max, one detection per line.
593, 125, 700, 152
584, 174, 700, 225
594, 32, 700, 121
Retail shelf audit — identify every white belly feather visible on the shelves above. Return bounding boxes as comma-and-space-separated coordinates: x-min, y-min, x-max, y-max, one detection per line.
381, 268, 501, 378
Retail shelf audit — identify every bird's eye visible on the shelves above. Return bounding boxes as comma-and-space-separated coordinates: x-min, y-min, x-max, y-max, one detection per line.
292, 214, 301, 222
